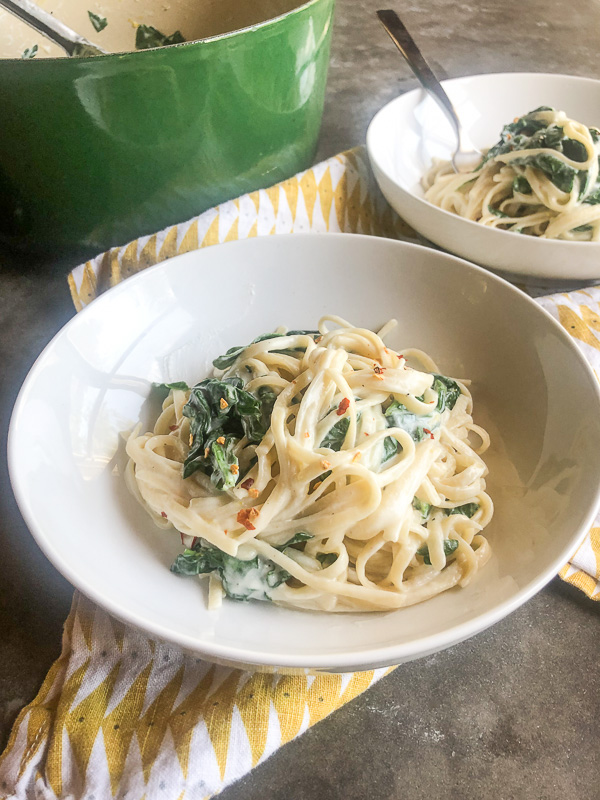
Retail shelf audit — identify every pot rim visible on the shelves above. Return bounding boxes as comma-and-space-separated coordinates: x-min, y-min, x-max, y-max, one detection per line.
1, 0, 331, 63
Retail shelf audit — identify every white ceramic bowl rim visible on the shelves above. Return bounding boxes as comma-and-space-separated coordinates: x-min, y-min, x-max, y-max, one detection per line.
9, 233, 600, 669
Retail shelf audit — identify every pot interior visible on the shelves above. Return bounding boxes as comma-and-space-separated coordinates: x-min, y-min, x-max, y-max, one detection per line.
0, 0, 306, 59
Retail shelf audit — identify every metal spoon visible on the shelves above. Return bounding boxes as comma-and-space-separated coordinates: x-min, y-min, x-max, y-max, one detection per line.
376, 9, 481, 173
0, 0, 107, 57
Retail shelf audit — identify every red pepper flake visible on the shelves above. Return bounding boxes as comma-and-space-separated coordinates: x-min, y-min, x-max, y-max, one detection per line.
304, 431, 310, 438
161, 511, 167, 518
337, 397, 350, 416
423, 428, 435, 440
241, 477, 254, 490
169, 424, 178, 432
237, 507, 259, 531
224, 530, 228, 536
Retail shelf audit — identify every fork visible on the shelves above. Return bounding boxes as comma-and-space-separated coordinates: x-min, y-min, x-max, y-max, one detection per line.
376, 9, 481, 173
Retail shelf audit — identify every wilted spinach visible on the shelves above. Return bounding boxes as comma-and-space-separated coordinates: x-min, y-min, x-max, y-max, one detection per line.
431, 374, 461, 412
135, 24, 185, 50
88, 11, 107, 31
182, 378, 275, 488
417, 539, 459, 566
171, 540, 289, 601
478, 106, 598, 199
412, 497, 432, 521
320, 416, 351, 451
213, 330, 318, 370
153, 380, 190, 391
275, 532, 313, 551
317, 553, 338, 568
444, 502, 479, 518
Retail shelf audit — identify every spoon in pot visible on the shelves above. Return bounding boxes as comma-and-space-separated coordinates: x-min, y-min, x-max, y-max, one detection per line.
376, 9, 481, 173
0, 0, 107, 57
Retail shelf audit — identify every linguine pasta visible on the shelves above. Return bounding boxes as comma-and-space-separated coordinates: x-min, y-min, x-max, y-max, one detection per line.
423, 107, 600, 241
126, 316, 493, 612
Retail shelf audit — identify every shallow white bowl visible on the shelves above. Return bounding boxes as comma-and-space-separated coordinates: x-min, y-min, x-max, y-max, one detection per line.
9, 234, 600, 671
367, 72, 600, 281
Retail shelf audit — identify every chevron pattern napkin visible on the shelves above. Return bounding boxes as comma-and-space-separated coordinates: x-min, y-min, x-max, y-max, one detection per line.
1, 145, 598, 800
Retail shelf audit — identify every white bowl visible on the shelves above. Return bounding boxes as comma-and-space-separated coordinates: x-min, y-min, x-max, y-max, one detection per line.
367, 72, 600, 281
8, 234, 600, 671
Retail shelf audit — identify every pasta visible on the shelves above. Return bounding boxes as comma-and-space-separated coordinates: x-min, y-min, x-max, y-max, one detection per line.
423, 107, 600, 241
126, 316, 493, 612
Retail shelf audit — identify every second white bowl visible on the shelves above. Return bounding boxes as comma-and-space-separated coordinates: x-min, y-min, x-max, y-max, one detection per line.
367, 72, 600, 281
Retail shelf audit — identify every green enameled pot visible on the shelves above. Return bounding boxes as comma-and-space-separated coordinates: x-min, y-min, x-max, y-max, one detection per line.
0, 0, 335, 259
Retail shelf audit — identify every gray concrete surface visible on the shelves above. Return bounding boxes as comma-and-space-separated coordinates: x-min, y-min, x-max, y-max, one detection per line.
1, 0, 599, 797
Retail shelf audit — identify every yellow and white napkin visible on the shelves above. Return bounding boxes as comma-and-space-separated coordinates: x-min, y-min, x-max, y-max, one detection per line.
2, 145, 599, 800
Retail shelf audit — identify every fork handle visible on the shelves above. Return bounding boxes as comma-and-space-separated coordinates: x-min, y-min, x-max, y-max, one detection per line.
376, 9, 461, 143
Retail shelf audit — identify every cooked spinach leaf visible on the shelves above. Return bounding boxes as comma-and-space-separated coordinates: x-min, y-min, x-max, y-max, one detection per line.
320, 416, 350, 451
478, 108, 592, 194
153, 380, 190, 391
88, 11, 107, 32
488, 205, 511, 219
512, 176, 532, 194
135, 24, 185, 50
384, 401, 434, 443
182, 377, 274, 486
412, 497, 432, 521
432, 374, 462, 412
171, 540, 289, 601
317, 552, 338, 568
275, 532, 313, 551
382, 435, 400, 463
417, 538, 459, 566
583, 186, 600, 206
213, 330, 318, 370
444, 502, 479, 518
510, 153, 578, 193
21, 45, 38, 59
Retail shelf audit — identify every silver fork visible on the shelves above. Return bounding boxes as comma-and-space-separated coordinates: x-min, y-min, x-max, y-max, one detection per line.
376, 9, 481, 173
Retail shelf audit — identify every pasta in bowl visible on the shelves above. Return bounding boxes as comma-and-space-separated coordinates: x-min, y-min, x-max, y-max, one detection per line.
423, 107, 600, 241
126, 317, 493, 612
367, 72, 600, 279
9, 234, 600, 670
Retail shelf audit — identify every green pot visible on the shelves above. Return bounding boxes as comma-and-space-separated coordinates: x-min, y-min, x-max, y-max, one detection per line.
0, 0, 335, 259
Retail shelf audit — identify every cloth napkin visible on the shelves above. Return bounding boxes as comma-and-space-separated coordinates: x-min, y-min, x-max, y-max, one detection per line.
2, 146, 599, 800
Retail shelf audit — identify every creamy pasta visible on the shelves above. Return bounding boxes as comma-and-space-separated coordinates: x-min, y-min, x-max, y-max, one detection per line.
126, 316, 493, 612
423, 107, 600, 241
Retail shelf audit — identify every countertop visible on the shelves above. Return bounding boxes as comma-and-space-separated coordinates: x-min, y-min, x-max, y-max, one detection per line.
1, 0, 599, 797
